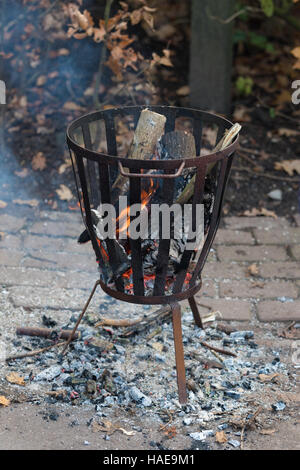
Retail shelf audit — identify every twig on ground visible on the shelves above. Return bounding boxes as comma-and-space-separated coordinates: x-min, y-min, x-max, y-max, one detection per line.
200, 340, 237, 357
240, 406, 263, 450
5, 341, 66, 361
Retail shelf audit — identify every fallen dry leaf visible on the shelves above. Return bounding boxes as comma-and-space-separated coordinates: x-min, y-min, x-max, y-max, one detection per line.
274, 160, 300, 176
0, 396, 10, 407
176, 85, 190, 96
32, 152, 46, 171
6, 372, 25, 386
92, 419, 135, 436
291, 46, 300, 59
242, 207, 277, 218
258, 373, 279, 383
36, 75, 47, 86
151, 341, 164, 352
278, 128, 300, 137
63, 101, 82, 111
56, 184, 73, 201
13, 199, 39, 207
247, 263, 260, 277
273, 90, 292, 108
14, 168, 29, 178
0, 200, 7, 208
58, 160, 72, 174
215, 430, 227, 443
233, 105, 251, 122
260, 428, 277, 435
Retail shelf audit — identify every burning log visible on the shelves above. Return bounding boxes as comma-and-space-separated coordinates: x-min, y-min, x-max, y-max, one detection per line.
176, 123, 241, 205
112, 108, 167, 196
158, 130, 196, 161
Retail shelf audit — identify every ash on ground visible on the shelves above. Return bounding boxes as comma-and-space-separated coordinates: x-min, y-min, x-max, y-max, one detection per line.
1, 305, 298, 449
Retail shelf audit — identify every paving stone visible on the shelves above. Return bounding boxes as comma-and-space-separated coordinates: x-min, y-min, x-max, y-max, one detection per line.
220, 279, 298, 299
202, 261, 247, 280
253, 227, 300, 245
293, 213, 300, 227
23, 234, 93, 255
257, 300, 300, 322
39, 210, 82, 224
201, 279, 217, 297
0, 249, 24, 267
217, 245, 288, 262
0, 214, 26, 232
194, 297, 253, 321
214, 229, 255, 245
224, 217, 287, 230
259, 262, 300, 279
22, 251, 97, 272
0, 266, 97, 289
29, 221, 82, 238
290, 245, 300, 261
0, 234, 21, 249
9, 286, 106, 310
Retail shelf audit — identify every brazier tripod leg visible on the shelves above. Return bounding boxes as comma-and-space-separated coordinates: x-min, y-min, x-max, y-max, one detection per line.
61, 280, 100, 356
188, 296, 203, 329
171, 303, 187, 404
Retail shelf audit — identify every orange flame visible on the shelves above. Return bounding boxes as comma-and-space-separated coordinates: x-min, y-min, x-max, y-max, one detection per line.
116, 178, 157, 238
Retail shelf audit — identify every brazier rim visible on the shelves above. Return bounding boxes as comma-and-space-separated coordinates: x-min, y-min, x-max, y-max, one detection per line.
66, 105, 239, 169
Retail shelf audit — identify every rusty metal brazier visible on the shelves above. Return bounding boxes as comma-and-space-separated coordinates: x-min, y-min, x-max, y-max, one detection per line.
66, 106, 239, 403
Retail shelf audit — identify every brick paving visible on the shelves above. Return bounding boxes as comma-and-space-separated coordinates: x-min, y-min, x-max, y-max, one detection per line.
0, 209, 299, 322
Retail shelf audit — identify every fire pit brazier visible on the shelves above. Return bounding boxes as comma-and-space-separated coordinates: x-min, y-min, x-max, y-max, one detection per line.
65, 105, 240, 403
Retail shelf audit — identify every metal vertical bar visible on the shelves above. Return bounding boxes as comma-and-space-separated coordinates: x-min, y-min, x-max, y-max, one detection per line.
153, 172, 175, 296
129, 168, 144, 296
75, 154, 105, 271
193, 118, 203, 156
165, 108, 176, 133
98, 162, 124, 292
82, 123, 98, 207
190, 154, 234, 285
171, 303, 187, 404
188, 295, 203, 329
104, 114, 118, 183
173, 164, 206, 294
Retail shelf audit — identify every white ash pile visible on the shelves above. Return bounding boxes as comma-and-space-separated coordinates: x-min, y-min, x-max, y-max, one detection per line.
4, 308, 295, 444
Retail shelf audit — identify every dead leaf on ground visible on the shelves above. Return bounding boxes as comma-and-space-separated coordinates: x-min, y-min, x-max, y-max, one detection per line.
151, 341, 164, 352
233, 105, 251, 122
6, 372, 25, 386
13, 199, 39, 207
260, 428, 277, 435
291, 46, 300, 59
274, 160, 300, 177
278, 323, 300, 339
258, 373, 279, 383
36, 75, 47, 86
0, 396, 10, 407
278, 128, 300, 137
273, 90, 292, 109
242, 207, 277, 218
176, 85, 190, 96
215, 430, 227, 443
32, 152, 47, 171
92, 419, 135, 436
63, 101, 82, 111
58, 160, 72, 174
247, 263, 260, 277
56, 184, 73, 201
161, 425, 177, 439
0, 200, 7, 208
14, 168, 29, 178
